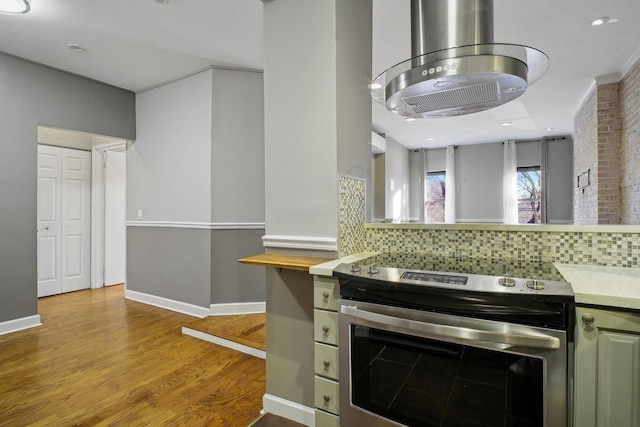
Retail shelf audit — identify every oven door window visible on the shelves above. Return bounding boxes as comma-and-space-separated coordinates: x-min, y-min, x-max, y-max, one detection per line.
350, 325, 544, 427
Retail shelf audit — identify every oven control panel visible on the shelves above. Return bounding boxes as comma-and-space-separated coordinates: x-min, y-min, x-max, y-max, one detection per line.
401, 271, 468, 285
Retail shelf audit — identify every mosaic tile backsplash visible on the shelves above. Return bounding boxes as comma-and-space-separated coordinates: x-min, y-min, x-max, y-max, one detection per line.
338, 176, 367, 257
365, 227, 640, 268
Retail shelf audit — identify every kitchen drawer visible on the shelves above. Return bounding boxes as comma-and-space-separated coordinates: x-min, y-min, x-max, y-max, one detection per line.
315, 409, 340, 427
315, 376, 340, 416
314, 309, 338, 345
314, 277, 339, 311
315, 342, 339, 379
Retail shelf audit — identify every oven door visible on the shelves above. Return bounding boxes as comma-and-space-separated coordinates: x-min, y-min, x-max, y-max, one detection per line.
338, 300, 567, 427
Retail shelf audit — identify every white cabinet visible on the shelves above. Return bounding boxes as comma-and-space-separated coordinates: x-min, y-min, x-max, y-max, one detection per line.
314, 276, 341, 427
574, 306, 640, 427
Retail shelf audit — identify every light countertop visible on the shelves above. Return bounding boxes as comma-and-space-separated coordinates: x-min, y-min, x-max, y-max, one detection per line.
309, 252, 379, 276
554, 263, 640, 310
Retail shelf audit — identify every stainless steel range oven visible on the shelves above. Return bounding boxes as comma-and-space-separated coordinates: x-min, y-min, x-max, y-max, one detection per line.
334, 255, 574, 427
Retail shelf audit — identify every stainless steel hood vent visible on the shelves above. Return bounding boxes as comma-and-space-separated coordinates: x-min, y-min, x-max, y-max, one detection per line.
371, 0, 549, 118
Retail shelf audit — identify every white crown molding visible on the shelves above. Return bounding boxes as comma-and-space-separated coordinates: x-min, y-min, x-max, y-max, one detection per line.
126, 221, 265, 230
0, 314, 41, 336
210, 302, 265, 316
262, 234, 338, 251
124, 289, 209, 318
262, 394, 315, 427
621, 45, 640, 78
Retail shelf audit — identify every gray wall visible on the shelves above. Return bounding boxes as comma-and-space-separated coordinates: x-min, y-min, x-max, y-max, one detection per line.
456, 142, 504, 222
0, 52, 135, 324
399, 140, 574, 223
210, 68, 265, 224
547, 137, 574, 223
127, 227, 211, 306
127, 69, 213, 223
127, 67, 265, 309
384, 136, 410, 220
336, 0, 373, 221
263, 0, 371, 410
372, 153, 386, 219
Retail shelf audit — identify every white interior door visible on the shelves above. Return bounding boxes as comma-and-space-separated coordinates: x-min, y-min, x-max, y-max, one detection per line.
103, 150, 126, 286
37, 145, 91, 296
37, 145, 62, 297
60, 148, 91, 293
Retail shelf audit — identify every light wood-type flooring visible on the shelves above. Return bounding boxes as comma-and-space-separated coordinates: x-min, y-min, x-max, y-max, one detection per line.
0, 285, 266, 426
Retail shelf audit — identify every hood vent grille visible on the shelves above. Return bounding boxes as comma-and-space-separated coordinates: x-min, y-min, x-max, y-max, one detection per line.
403, 81, 500, 114
371, 0, 549, 118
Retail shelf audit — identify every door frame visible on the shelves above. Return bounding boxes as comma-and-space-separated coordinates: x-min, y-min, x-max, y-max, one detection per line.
91, 141, 127, 289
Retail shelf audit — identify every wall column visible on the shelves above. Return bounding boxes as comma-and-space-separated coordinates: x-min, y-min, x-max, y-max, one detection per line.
262, 0, 372, 419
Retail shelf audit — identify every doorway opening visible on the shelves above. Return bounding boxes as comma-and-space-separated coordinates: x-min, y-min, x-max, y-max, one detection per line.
36, 126, 128, 297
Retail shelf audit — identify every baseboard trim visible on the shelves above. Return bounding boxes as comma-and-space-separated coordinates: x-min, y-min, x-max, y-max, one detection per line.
182, 327, 266, 359
262, 394, 315, 427
210, 302, 266, 316
0, 314, 42, 336
124, 289, 209, 318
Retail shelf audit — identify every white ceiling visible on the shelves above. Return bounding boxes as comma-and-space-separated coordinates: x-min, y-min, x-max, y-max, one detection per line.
1, 0, 639, 150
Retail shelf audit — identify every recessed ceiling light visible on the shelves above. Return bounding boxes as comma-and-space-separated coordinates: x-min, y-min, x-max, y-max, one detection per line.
500, 121, 515, 127
405, 117, 416, 122
154, 0, 169, 4
503, 86, 524, 94
426, 137, 436, 141
591, 16, 618, 26
67, 44, 86, 53
0, 0, 30, 14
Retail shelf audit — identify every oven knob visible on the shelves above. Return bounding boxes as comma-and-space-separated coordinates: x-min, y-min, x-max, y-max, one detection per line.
367, 264, 379, 274
526, 279, 546, 290
349, 263, 361, 273
498, 277, 516, 287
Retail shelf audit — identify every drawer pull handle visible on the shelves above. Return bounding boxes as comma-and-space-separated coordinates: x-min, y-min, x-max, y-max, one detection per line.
322, 325, 330, 333
323, 360, 331, 368
582, 313, 595, 325
323, 394, 331, 403
322, 290, 330, 299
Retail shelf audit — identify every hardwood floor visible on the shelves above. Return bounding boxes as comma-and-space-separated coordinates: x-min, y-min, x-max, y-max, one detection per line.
0, 285, 265, 426
249, 413, 304, 427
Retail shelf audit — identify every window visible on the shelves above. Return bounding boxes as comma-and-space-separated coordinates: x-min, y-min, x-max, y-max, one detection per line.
425, 171, 445, 223
517, 166, 541, 224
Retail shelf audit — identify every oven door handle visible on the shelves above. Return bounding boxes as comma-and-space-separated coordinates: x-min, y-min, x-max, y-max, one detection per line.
341, 305, 560, 350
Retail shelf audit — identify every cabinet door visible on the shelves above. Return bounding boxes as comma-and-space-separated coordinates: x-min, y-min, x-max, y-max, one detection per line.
574, 307, 640, 427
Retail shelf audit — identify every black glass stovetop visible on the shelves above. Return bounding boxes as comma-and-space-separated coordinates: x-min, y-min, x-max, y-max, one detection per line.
353, 253, 566, 282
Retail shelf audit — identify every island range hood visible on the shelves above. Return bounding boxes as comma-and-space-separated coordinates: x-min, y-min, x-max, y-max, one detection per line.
370, 0, 549, 118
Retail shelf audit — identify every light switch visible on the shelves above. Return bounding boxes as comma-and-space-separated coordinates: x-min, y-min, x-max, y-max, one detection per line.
137, 209, 143, 220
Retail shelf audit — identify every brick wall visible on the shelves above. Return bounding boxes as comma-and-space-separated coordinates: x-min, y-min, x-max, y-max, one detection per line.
620, 57, 640, 223
573, 86, 598, 224
596, 83, 622, 224
573, 57, 640, 225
